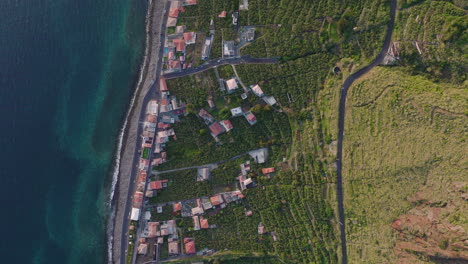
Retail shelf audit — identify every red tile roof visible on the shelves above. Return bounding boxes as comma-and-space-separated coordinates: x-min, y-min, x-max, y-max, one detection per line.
200, 217, 209, 229
149, 180, 169, 190
210, 194, 224, 206
148, 222, 159, 237
133, 192, 143, 208
209, 122, 225, 136
146, 114, 157, 123
218, 11, 227, 18
138, 171, 147, 182
173, 38, 185, 52
186, 0, 197, 5
173, 202, 182, 212
183, 32, 193, 41
221, 120, 233, 130
169, 8, 180, 18
160, 78, 168, 91
262, 167, 275, 174
184, 240, 196, 254
168, 60, 181, 69
246, 112, 257, 123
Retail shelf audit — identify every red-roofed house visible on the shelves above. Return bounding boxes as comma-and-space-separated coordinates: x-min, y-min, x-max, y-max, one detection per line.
133, 191, 143, 208
218, 11, 227, 18
173, 38, 186, 52
183, 32, 196, 45
148, 222, 159, 238
149, 180, 169, 190
198, 109, 214, 124
169, 8, 180, 18
244, 111, 257, 125
220, 120, 233, 132
160, 78, 168, 92
209, 122, 225, 137
262, 168, 275, 174
173, 202, 182, 212
138, 171, 147, 183
168, 60, 181, 70
184, 238, 196, 254
184, 0, 197, 5
200, 217, 209, 229
210, 194, 224, 206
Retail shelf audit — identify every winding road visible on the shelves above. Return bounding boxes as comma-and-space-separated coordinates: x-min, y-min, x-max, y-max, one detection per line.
335, 0, 397, 263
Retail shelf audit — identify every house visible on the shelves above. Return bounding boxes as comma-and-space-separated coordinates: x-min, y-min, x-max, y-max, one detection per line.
244, 111, 257, 125
147, 100, 159, 115
230, 107, 243, 117
169, 8, 180, 18
198, 109, 214, 124
223, 41, 235, 57
149, 180, 169, 190
173, 202, 182, 213
221, 120, 233, 132
232, 11, 239, 25
176, 25, 186, 34
201, 197, 213, 210
131, 208, 140, 221
184, 238, 196, 254
210, 194, 224, 206
207, 98, 215, 109
226, 78, 238, 92
238, 175, 255, 190
168, 241, 179, 256
173, 38, 186, 53
263, 95, 277, 106
168, 60, 181, 71
245, 210, 253, 216
240, 0, 249, 10
249, 148, 267, 163
137, 243, 148, 255
209, 122, 225, 137
262, 167, 275, 175
139, 158, 149, 170
191, 206, 204, 216
197, 167, 210, 181
251, 84, 264, 97
167, 17, 177, 27
183, 32, 196, 45
258, 223, 266, 234
192, 216, 200, 230
138, 170, 147, 183
245, 27, 255, 41
218, 11, 227, 18
133, 192, 144, 208
160, 78, 168, 92
201, 36, 213, 60
183, 0, 197, 5
200, 217, 209, 229
148, 222, 159, 237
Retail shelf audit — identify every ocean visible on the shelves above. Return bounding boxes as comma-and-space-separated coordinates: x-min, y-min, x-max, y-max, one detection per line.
0, 0, 146, 263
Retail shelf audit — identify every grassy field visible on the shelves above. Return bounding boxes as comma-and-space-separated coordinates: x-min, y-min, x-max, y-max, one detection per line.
341, 67, 467, 263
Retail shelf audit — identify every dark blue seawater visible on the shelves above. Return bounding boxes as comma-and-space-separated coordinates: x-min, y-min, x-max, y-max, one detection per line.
0, 0, 146, 263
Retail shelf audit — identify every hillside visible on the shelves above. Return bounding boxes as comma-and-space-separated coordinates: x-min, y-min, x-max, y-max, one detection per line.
342, 67, 467, 263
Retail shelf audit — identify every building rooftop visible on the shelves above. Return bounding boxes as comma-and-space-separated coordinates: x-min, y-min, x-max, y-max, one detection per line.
221, 120, 233, 132
218, 10, 227, 18
226, 78, 238, 91
251, 84, 264, 97
231, 107, 243, 116
262, 167, 275, 174
184, 239, 196, 254
210, 194, 224, 206
168, 241, 179, 255
209, 122, 225, 137
133, 192, 144, 208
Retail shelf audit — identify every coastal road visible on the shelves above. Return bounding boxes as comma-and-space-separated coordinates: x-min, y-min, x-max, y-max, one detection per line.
162, 56, 279, 79
335, 0, 397, 263
117, 0, 170, 264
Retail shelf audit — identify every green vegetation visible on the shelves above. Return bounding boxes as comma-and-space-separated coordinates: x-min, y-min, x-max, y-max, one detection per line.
340, 67, 467, 263
150, 170, 212, 203
157, 107, 291, 170
166, 70, 218, 108
394, 0, 467, 83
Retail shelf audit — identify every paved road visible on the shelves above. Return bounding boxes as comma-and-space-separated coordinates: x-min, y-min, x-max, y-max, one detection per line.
119, 1, 170, 264
335, 1, 397, 263
162, 56, 279, 79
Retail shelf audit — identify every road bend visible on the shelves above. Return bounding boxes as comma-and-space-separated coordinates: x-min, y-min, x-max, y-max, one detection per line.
335, 0, 397, 263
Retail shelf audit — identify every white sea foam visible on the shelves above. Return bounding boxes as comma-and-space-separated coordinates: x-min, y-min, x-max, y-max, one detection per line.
106, 0, 154, 262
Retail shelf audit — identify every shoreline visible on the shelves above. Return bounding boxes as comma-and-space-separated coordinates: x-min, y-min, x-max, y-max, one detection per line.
107, 0, 168, 263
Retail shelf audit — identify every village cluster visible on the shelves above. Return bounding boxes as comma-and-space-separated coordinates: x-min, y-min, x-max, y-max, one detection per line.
162, 0, 256, 73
